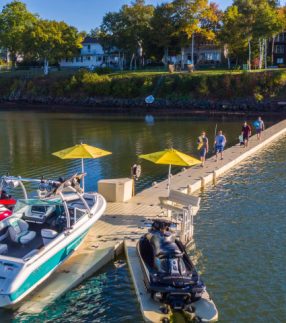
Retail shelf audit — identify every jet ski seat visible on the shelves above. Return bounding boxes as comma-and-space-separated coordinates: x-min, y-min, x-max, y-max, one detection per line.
151, 232, 183, 259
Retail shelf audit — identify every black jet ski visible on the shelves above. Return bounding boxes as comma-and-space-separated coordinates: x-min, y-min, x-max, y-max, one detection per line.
137, 219, 218, 321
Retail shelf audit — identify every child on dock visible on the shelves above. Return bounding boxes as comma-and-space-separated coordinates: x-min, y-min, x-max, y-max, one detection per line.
214, 130, 227, 161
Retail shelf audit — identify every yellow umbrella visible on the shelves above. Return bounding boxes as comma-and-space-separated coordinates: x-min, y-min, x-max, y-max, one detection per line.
52, 143, 112, 191
139, 148, 200, 192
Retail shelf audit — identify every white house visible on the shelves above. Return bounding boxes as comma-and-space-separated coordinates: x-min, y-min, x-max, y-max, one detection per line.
60, 37, 122, 69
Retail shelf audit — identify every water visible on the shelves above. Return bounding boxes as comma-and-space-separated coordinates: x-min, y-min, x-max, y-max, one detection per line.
0, 111, 263, 193
195, 140, 286, 323
0, 110, 283, 322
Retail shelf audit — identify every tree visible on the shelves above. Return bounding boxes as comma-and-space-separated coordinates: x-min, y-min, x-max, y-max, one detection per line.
253, 0, 283, 68
0, 0, 37, 67
24, 19, 82, 75
100, 0, 154, 69
199, 2, 222, 40
220, 0, 285, 69
150, 3, 177, 65
219, 5, 249, 67
269, 5, 286, 65
171, 0, 210, 68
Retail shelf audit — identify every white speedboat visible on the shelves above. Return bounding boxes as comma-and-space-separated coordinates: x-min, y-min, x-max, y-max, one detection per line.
0, 175, 106, 308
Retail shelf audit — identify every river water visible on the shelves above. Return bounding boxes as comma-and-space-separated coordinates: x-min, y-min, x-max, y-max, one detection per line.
0, 111, 284, 322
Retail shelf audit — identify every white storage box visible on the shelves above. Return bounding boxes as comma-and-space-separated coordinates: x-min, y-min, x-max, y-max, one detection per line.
98, 178, 133, 202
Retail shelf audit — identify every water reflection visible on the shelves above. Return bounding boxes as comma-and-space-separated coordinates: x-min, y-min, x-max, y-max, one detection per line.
0, 111, 262, 193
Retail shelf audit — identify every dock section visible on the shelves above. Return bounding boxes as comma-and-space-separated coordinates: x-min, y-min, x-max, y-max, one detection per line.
18, 120, 286, 317
18, 204, 161, 314
125, 240, 171, 322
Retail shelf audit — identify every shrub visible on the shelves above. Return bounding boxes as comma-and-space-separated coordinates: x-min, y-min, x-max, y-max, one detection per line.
80, 72, 111, 96
93, 67, 113, 75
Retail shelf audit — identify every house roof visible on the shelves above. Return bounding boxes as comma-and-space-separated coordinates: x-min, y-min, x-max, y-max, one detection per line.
82, 37, 100, 44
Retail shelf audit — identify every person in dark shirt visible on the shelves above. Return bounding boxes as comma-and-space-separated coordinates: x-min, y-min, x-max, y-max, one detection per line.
197, 131, 209, 167
241, 121, 252, 147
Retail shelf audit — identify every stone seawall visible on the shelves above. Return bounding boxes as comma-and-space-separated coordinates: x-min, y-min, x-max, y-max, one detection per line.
1, 96, 286, 116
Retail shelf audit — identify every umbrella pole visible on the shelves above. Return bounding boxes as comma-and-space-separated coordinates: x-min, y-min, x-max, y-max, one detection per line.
167, 164, 171, 193
81, 158, 85, 192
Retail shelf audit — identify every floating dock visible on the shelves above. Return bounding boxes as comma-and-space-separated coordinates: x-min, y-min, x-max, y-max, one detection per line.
125, 240, 171, 322
18, 120, 286, 320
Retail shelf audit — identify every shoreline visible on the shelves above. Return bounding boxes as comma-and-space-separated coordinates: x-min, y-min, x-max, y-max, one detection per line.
1, 99, 286, 118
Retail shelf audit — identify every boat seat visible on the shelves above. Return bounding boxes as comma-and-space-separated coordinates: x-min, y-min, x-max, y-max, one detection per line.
8, 218, 36, 245
0, 226, 9, 242
0, 244, 8, 255
24, 205, 56, 224
41, 229, 58, 246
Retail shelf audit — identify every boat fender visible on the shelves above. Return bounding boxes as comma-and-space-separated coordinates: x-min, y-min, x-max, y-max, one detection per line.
131, 164, 142, 180
145, 95, 155, 104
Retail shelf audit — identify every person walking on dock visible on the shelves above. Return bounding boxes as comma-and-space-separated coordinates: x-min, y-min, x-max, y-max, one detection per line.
197, 131, 209, 167
214, 130, 226, 161
241, 121, 252, 148
254, 116, 265, 140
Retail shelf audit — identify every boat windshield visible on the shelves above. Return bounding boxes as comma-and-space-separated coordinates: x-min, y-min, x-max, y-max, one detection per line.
13, 198, 62, 214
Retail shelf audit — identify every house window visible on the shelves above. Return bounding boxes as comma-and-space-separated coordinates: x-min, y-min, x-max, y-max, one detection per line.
277, 58, 284, 64
87, 45, 91, 52
204, 52, 221, 61
275, 45, 284, 54
87, 56, 91, 61
96, 56, 102, 62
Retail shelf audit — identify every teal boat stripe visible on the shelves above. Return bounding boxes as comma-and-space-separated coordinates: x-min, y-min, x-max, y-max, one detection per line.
10, 230, 88, 302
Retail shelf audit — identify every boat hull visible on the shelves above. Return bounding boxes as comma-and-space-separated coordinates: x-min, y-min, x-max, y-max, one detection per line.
0, 194, 106, 308
0, 230, 88, 308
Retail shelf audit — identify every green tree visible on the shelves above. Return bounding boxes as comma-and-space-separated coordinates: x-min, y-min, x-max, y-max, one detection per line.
253, 0, 283, 68
24, 19, 82, 75
171, 0, 211, 68
100, 0, 154, 69
150, 3, 177, 65
219, 5, 248, 67
220, 0, 285, 69
0, 0, 37, 67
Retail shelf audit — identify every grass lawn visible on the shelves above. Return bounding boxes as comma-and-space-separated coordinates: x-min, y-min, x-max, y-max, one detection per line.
1, 65, 285, 80
108, 67, 286, 78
